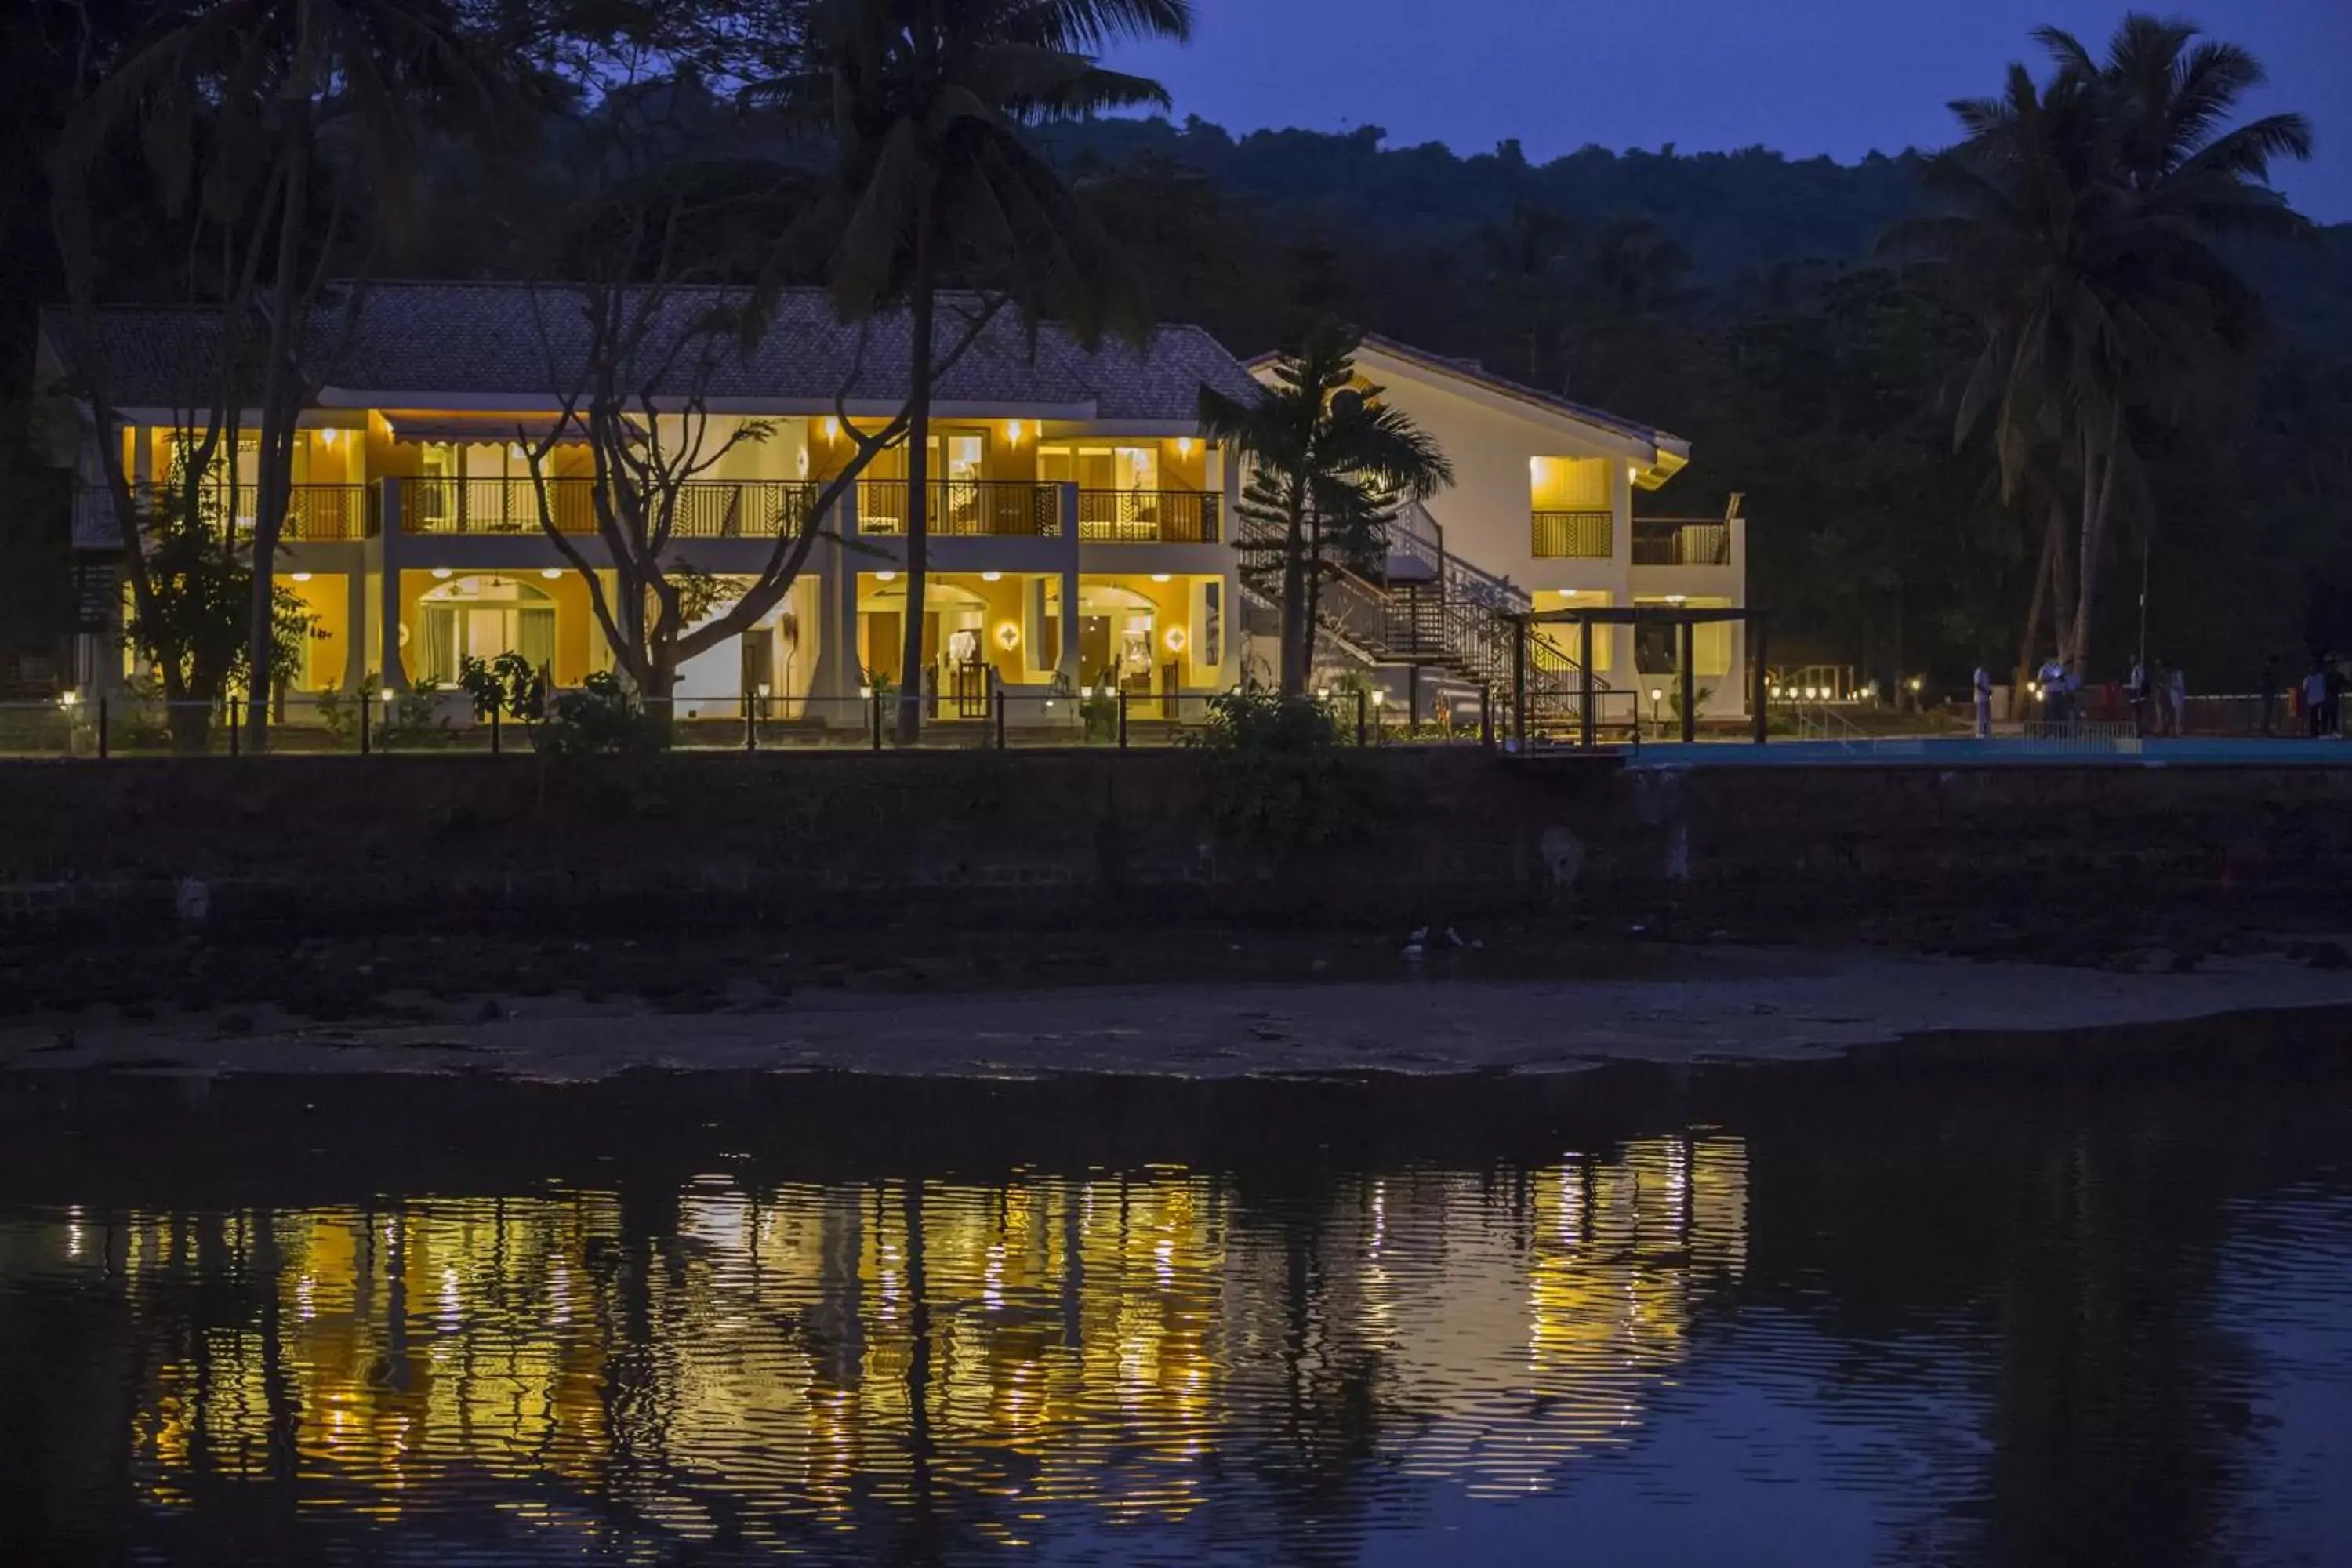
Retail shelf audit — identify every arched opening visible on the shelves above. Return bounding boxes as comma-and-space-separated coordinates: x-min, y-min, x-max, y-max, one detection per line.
416, 575, 556, 684
1076, 583, 1159, 690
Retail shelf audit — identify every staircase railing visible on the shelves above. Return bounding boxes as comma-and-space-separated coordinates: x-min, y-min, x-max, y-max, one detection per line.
1235, 505, 1611, 725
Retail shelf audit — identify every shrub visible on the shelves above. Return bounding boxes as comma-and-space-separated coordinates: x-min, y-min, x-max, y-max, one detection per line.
537, 671, 666, 757
1183, 684, 1383, 848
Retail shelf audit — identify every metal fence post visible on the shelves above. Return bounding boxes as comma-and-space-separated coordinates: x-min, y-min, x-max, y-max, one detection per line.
743, 693, 756, 753
1512, 618, 1528, 750
1751, 617, 1769, 746
994, 686, 1007, 749
869, 690, 883, 750
227, 710, 240, 757
1117, 691, 1129, 750
492, 704, 503, 755
1356, 688, 1368, 746
359, 691, 372, 755
97, 697, 109, 760
1479, 682, 1493, 750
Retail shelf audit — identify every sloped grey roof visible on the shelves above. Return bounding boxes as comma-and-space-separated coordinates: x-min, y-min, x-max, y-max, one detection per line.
40, 281, 1259, 420
1249, 332, 1688, 455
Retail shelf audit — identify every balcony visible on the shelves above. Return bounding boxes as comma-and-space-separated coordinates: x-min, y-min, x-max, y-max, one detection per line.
1077, 489, 1219, 543
73, 482, 376, 549
1531, 510, 1612, 559
856, 479, 1059, 538
1632, 518, 1732, 567
402, 478, 816, 539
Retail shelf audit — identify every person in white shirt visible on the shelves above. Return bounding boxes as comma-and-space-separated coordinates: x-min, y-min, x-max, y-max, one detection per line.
2125, 658, 2148, 736
2037, 655, 2067, 727
2166, 664, 2188, 736
1973, 662, 1993, 739
2303, 660, 2329, 738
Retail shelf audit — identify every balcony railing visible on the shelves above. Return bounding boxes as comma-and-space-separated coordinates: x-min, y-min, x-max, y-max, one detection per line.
1531, 510, 1613, 559
1077, 489, 1219, 543
858, 480, 1059, 538
73, 482, 376, 547
1632, 518, 1732, 566
403, 478, 815, 539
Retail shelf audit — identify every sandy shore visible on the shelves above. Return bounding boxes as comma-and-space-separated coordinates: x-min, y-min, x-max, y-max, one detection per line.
8, 946, 2352, 1080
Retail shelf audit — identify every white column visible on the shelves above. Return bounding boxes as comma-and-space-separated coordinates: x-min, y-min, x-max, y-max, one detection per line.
379, 478, 406, 689
342, 567, 368, 691
1610, 461, 1637, 695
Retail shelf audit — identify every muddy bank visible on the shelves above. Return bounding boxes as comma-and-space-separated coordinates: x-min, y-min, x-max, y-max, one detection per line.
12, 947, 2352, 1080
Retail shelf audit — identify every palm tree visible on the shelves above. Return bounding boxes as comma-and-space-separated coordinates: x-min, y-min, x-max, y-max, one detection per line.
55, 0, 506, 747
770, 0, 1193, 744
1887, 16, 2310, 678
1199, 319, 1454, 697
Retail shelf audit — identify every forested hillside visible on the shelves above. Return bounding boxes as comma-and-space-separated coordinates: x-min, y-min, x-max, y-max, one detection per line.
1048, 115, 2352, 686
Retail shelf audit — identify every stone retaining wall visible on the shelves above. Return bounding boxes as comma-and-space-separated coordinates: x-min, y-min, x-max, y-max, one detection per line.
1, 752, 2347, 938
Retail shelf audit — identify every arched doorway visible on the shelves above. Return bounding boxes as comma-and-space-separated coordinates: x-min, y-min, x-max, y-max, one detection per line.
1076, 583, 1159, 692
416, 575, 556, 684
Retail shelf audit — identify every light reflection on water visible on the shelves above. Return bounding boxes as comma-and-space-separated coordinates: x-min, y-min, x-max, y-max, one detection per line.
3, 1049, 2350, 1565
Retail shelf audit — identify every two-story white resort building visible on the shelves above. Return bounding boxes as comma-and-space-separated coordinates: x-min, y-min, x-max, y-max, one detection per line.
41, 285, 1747, 736
1255, 336, 1747, 727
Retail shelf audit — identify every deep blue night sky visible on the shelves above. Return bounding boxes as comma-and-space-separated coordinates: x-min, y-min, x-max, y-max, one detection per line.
1105, 0, 2352, 221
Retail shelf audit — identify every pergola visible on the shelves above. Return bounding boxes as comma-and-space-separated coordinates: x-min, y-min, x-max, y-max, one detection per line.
1511, 605, 1772, 747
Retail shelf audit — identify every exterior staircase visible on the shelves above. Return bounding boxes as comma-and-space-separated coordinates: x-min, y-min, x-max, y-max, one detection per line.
1236, 502, 1610, 728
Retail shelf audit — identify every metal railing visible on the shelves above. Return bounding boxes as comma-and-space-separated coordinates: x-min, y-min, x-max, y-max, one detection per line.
2017, 720, 2144, 755
857, 480, 1059, 538
402, 479, 817, 539
1632, 518, 1731, 567
1076, 489, 1219, 543
406, 477, 586, 535
74, 483, 377, 546
1531, 510, 1613, 559
0, 685, 1493, 757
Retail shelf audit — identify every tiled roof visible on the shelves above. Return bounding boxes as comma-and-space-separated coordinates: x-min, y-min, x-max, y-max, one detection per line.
1249, 332, 1689, 455
40, 281, 1260, 420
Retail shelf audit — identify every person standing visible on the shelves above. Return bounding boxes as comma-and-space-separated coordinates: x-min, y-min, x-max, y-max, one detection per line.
2126, 656, 2149, 736
2166, 662, 2189, 737
1973, 660, 1993, 739
2038, 654, 2067, 728
2151, 660, 2172, 735
2303, 659, 2329, 738
2325, 657, 2345, 737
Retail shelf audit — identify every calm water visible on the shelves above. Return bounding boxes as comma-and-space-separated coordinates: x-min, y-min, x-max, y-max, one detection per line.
3, 1021, 2351, 1566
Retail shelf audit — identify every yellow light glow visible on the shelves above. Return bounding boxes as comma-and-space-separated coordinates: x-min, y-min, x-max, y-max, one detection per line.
1151, 572, 1171, 583
1177, 437, 1194, 457
542, 568, 562, 579
981, 571, 1003, 582
291, 571, 313, 583
1005, 419, 1025, 445
1163, 626, 1187, 654
876, 570, 896, 582
996, 622, 1021, 650
430, 568, 452, 579
822, 416, 840, 441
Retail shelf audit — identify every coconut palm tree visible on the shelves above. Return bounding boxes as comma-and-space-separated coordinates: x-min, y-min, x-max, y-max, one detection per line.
766, 0, 1193, 744
1886, 15, 2310, 676
1199, 319, 1454, 697
54, 0, 507, 747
